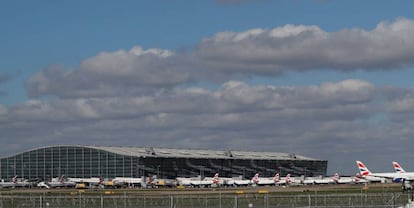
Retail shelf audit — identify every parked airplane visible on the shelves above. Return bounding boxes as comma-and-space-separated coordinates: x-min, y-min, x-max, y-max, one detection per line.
283, 174, 294, 185
97, 177, 124, 188
68, 177, 101, 184
37, 175, 76, 188
68, 176, 117, 188
0, 176, 31, 188
190, 173, 221, 187
176, 177, 193, 187
112, 177, 143, 187
0, 176, 18, 188
301, 173, 344, 185
273, 173, 282, 184
392, 161, 414, 181
251, 173, 274, 186
393, 161, 406, 174
331, 173, 354, 184
177, 173, 221, 187
356, 161, 396, 182
353, 173, 370, 184
224, 176, 250, 186
212, 173, 220, 185
251, 172, 290, 186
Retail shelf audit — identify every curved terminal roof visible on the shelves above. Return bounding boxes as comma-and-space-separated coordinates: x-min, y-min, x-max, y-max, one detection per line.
84, 146, 320, 161
2, 145, 323, 161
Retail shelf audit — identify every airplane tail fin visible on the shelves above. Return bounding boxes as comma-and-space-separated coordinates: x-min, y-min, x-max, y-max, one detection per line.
12, 176, 18, 183
273, 173, 280, 183
332, 173, 340, 183
354, 173, 361, 182
392, 161, 406, 173
59, 175, 65, 183
356, 161, 371, 176
252, 173, 259, 184
213, 173, 219, 184
285, 174, 291, 184
99, 176, 104, 185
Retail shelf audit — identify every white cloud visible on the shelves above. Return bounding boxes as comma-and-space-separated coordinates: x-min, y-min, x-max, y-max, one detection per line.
26, 47, 190, 98
25, 18, 414, 99
196, 18, 414, 74
385, 93, 414, 114
5, 79, 414, 173
10, 78, 378, 151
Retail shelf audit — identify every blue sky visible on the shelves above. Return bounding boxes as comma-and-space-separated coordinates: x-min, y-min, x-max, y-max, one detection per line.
2, 0, 414, 105
2, 0, 414, 175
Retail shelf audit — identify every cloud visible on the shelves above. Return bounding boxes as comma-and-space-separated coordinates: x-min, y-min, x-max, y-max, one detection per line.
26, 18, 414, 100
26, 47, 191, 98
17, 79, 375, 122
6, 79, 414, 174
196, 18, 414, 73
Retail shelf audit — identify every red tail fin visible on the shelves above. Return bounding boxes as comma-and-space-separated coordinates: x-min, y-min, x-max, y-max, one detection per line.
273, 173, 280, 183
213, 173, 219, 184
252, 173, 259, 184
285, 174, 291, 184
332, 173, 339, 183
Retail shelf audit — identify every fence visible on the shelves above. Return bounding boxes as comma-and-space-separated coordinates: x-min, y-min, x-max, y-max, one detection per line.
0, 192, 412, 208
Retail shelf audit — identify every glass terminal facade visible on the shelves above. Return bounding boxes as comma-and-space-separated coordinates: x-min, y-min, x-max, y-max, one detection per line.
0, 146, 327, 180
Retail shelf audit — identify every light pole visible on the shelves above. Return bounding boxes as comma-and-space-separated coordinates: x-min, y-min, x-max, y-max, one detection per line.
157, 165, 160, 178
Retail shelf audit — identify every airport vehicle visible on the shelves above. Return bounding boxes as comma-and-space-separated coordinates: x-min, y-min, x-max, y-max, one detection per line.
152, 178, 177, 188
73, 177, 125, 188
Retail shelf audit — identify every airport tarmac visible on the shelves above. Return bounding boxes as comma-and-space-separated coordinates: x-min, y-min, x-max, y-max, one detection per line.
0, 183, 403, 195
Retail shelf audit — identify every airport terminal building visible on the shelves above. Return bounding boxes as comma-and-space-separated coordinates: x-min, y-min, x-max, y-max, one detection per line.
0, 146, 327, 180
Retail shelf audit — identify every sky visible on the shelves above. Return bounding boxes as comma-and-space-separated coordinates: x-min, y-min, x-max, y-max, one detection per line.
1, 0, 414, 175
